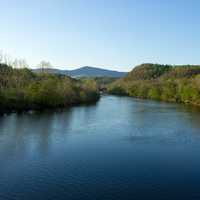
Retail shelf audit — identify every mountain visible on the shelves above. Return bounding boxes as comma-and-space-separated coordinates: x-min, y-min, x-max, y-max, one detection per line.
32, 66, 126, 78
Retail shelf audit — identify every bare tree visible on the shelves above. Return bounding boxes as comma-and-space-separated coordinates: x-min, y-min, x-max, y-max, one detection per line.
38, 60, 52, 72
0, 51, 29, 69
0, 50, 3, 63
12, 59, 19, 68
11, 58, 29, 68
18, 59, 29, 68
3, 53, 13, 66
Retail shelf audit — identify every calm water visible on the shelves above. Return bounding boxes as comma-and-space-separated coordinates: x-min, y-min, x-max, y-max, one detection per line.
1, 95, 200, 200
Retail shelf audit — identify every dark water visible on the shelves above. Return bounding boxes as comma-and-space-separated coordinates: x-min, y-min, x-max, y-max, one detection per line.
1, 95, 200, 200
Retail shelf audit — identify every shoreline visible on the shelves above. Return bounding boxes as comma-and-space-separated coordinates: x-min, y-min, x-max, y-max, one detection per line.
0, 96, 100, 116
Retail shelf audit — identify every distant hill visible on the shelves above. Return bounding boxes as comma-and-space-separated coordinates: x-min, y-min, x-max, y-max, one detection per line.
32, 66, 126, 78
124, 63, 200, 81
124, 63, 172, 81
107, 63, 200, 106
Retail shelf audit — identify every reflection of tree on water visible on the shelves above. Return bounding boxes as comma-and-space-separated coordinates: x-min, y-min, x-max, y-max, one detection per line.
126, 100, 200, 142
0, 109, 73, 161
0, 101, 99, 165
180, 105, 200, 131
69, 103, 99, 134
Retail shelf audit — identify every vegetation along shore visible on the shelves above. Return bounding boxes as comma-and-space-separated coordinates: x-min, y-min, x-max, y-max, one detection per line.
0, 63, 100, 114
108, 63, 200, 106
2, 61, 200, 114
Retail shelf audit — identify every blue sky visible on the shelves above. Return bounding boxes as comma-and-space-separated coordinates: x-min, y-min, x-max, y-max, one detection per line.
0, 0, 200, 71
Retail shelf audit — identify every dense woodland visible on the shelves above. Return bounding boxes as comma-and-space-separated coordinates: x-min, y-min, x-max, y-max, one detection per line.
2, 59, 200, 114
79, 77, 118, 92
108, 63, 200, 106
0, 63, 99, 114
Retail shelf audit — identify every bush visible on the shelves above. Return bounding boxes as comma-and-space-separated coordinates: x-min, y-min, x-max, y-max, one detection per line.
107, 63, 200, 106
0, 64, 100, 113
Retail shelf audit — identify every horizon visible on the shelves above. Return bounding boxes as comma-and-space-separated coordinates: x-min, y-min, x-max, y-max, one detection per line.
31, 63, 200, 73
1, 0, 200, 71
32, 65, 129, 72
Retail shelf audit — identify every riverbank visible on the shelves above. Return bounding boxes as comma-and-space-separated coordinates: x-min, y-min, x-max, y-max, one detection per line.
107, 63, 200, 107
0, 64, 100, 114
1, 95, 200, 200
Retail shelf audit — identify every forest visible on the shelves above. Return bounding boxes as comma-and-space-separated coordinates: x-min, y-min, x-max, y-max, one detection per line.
2, 60, 200, 114
0, 63, 99, 114
108, 63, 200, 106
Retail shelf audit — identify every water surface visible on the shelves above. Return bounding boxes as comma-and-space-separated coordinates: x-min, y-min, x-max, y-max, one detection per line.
1, 95, 200, 200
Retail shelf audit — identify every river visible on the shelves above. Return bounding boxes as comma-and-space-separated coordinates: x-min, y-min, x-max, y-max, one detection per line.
1, 95, 200, 199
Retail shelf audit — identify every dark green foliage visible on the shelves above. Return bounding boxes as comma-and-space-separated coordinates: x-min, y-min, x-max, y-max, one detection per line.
0, 64, 100, 113
125, 63, 172, 81
162, 65, 200, 79
108, 64, 200, 106
78, 76, 118, 93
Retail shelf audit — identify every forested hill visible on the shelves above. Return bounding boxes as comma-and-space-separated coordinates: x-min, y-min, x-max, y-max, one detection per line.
108, 63, 200, 106
33, 66, 126, 78
0, 64, 100, 114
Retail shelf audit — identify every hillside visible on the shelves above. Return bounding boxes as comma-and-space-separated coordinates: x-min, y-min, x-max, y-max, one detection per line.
33, 66, 126, 78
108, 63, 200, 106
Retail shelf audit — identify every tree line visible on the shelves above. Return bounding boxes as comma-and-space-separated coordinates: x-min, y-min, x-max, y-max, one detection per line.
0, 63, 99, 114
107, 63, 200, 106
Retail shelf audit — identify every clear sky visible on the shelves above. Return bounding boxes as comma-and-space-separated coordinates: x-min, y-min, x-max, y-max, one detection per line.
0, 0, 200, 71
